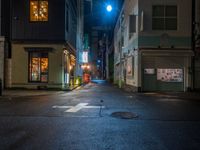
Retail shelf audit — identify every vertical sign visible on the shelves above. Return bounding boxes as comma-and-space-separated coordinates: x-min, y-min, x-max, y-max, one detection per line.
82, 51, 88, 63
84, 34, 89, 50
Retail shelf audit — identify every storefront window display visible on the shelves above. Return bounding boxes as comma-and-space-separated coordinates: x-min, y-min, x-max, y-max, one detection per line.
30, 0, 48, 21
29, 52, 48, 82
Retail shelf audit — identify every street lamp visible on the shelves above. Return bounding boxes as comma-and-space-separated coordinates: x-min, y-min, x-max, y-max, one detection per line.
106, 4, 112, 12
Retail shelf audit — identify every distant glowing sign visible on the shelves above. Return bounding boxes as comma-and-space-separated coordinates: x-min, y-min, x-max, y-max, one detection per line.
82, 51, 88, 63
64, 73, 69, 84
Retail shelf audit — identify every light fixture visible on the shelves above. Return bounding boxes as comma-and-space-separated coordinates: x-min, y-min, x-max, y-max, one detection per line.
106, 4, 112, 12
87, 65, 90, 69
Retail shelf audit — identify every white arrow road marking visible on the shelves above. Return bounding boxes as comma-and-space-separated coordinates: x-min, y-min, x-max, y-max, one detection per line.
66, 103, 89, 112
52, 103, 105, 113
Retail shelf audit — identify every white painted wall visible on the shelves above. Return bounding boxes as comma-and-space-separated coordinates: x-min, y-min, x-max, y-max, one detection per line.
11, 43, 64, 89
114, 0, 193, 91
139, 0, 192, 37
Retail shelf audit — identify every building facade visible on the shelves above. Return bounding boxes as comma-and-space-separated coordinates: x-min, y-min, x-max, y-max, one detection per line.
0, 0, 5, 89
114, 0, 193, 92
3, 0, 83, 90
194, 0, 200, 91
76, 0, 84, 79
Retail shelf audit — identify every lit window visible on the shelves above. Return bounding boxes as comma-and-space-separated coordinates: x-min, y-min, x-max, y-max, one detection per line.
152, 5, 177, 30
29, 52, 48, 82
30, 0, 48, 21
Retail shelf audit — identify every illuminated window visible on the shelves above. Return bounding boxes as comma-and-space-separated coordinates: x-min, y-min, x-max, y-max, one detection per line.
29, 52, 48, 82
30, 0, 48, 21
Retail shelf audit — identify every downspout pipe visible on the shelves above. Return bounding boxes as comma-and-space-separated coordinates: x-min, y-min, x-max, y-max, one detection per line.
191, 0, 196, 91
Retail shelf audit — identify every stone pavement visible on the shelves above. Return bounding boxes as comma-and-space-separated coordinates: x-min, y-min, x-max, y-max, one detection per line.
0, 84, 83, 99
0, 81, 200, 150
0, 83, 200, 100
142, 91, 200, 101
0, 90, 64, 98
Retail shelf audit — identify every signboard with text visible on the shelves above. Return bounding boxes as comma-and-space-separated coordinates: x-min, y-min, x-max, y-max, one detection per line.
82, 51, 88, 63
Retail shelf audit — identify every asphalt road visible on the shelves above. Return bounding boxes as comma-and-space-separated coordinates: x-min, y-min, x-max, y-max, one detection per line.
0, 82, 200, 150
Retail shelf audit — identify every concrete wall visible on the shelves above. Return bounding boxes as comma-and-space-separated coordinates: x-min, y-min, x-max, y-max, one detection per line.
0, 0, 1, 36
138, 0, 192, 48
0, 37, 4, 88
139, 0, 192, 36
123, 0, 139, 51
75, 0, 84, 77
195, 0, 200, 90
125, 51, 138, 86
11, 43, 64, 89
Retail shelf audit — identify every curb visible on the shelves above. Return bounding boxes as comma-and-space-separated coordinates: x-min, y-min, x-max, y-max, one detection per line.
0, 84, 87, 99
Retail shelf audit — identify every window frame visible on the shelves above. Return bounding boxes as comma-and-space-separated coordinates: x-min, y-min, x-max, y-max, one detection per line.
28, 51, 49, 83
29, 0, 49, 22
152, 5, 177, 31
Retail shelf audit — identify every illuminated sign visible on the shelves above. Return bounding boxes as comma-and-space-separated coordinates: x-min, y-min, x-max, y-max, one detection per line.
82, 51, 88, 63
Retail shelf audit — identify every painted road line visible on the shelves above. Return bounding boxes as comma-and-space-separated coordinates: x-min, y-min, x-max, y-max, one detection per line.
66, 103, 89, 112
84, 106, 105, 108
52, 103, 105, 113
52, 106, 72, 109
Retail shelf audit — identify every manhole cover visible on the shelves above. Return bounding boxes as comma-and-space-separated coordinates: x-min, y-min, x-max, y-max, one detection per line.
111, 112, 138, 119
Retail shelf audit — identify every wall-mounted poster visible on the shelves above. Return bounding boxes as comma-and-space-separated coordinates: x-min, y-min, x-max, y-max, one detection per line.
144, 68, 155, 74
157, 69, 183, 82
126, 57, 134, 77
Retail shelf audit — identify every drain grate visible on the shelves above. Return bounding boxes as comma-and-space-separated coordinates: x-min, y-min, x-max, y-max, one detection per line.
111, 112, 138, 119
